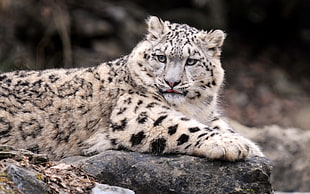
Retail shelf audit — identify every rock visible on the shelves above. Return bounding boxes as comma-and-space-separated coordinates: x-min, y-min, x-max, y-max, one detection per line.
0, 157, 96, 193
5, 164, 47, 194
0, 145, 48, 193
0, 145, 48, 163
76, 150, 272, 194
0, 175, 20, 194
229, 120, 310, 192
91, 183, 135, 194
275, 192, 310, 194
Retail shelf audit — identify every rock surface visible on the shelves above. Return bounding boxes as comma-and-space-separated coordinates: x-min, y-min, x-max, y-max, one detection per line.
76, 151, 272, 194
0, 145, 48, 163
5, 164, 48, 194
91, 183, 135, 194
0, 147, 95, 193
0, 146, 272, 194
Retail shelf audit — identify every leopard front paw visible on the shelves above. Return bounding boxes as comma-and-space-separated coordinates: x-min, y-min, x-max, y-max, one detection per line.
192, 133, 263, 161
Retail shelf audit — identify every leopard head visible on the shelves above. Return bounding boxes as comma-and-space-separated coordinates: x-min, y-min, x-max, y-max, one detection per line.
128, 16, 226, 106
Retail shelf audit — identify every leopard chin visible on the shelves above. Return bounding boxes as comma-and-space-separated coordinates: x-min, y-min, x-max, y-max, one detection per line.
162, 93, 187, 105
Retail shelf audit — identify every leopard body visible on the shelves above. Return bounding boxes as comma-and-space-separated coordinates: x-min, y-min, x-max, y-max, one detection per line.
0, 16, 263, 160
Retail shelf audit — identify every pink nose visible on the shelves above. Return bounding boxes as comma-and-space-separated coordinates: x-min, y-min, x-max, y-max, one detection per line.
164, 79, 181, 88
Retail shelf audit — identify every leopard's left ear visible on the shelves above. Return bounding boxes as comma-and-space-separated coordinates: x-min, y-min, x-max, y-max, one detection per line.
146, 16, 169, 41
198, 29, 226, 49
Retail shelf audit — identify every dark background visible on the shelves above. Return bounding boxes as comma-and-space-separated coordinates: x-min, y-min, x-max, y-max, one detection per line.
0, 0, 309, 128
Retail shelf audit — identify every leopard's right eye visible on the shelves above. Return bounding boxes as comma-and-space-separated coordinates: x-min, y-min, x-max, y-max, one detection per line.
156, 55, 167, 63
185, 58, 198, 66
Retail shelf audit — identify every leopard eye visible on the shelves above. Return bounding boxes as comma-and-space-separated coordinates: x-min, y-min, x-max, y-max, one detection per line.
185, 58, 198, 66
156, 55, 167, 63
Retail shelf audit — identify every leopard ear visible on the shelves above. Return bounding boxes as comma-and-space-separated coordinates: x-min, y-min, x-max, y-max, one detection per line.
146, 16, 169, 41
198, 29, 226, 49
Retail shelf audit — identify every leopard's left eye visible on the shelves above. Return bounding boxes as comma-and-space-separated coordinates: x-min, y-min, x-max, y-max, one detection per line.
185, 58, 198, 66
156, 55, 167, 63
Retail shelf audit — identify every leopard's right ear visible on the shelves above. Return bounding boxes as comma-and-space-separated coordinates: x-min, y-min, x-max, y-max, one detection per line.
198, 30, 226, 49
146, 16, 169, 41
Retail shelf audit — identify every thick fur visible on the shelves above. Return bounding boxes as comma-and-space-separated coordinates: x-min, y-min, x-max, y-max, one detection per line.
0, 16, 263, 160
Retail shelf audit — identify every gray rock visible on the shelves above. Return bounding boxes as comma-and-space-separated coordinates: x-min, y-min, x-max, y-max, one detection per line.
275, 192, 310, 194
77, 150, 272, 194
92, 183, 135, 194
0, 145, 48, 163
5, 164, 47, 194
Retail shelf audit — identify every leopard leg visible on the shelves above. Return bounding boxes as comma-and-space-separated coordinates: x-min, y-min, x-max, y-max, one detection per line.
84, 92, 262, 161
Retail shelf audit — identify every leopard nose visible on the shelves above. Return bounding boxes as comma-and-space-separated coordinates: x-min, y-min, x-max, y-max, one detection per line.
164, 79, 181, 88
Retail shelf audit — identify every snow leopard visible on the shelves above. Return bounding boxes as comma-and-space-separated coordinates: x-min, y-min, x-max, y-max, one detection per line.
0, 16, 263, 160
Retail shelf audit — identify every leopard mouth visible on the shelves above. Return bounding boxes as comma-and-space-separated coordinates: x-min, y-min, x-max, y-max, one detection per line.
163, 89, 181, 94
159, 89, 187, 96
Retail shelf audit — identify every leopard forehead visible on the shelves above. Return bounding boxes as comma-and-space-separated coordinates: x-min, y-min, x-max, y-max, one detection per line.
152, 24, 202, 57
166, 23, 200, 38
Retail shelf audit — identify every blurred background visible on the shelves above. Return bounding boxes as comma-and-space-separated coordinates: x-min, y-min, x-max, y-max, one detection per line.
0, 0, 309, 192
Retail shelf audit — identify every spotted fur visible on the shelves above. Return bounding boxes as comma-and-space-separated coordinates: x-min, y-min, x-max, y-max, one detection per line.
0, 16, 263, 160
